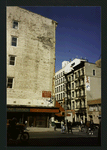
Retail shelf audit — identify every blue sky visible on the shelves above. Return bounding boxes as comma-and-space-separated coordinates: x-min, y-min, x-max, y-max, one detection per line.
20, 6, 101, 72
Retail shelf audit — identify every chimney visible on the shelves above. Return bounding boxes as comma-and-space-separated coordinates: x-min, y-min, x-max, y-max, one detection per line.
70, 59, 71, 62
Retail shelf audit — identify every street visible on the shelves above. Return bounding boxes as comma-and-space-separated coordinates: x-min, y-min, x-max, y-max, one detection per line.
7, 129, 100, 146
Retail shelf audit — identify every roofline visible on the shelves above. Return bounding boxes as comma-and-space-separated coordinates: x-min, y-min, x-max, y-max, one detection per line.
17, 6, 58, 24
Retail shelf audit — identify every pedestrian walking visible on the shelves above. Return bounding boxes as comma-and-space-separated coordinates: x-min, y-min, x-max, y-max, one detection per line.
25, 120, 27, 130
67, 121, 72, 133
54, 123, 56, 131
90, 120, 94, 135
61, 120, 64, 133
86, 121, 90, 133
80, 119, 83, 132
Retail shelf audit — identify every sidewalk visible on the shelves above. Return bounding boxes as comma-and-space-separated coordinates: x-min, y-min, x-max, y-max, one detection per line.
25, 127, 80, 133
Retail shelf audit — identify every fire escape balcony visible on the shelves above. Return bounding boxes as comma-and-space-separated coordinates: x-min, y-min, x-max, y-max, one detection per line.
77, 94, 85, 99
78, 73, 84, 79
75, 105, 87, 109
68, 79, 71, 82
64, 80, 67, 83
64, 88, 67, 92
68, 96, 71, 100
68, 87, 71, 91
78, 84, 85, 89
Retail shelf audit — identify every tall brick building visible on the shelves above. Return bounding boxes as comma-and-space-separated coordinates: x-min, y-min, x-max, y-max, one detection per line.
6, 6, 59, 127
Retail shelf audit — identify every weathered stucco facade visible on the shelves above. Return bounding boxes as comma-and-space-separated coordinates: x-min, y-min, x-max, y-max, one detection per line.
7, 6, 57, 107
6, 6, 58, 127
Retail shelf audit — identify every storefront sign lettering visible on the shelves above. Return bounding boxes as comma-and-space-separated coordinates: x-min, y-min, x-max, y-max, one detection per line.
7, 108, 30, 112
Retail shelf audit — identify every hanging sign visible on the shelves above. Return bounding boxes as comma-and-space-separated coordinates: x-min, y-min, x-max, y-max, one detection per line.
85, 76, 90, 91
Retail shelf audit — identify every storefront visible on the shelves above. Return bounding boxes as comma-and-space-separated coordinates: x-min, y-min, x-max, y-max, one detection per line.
7, 105, 59, 127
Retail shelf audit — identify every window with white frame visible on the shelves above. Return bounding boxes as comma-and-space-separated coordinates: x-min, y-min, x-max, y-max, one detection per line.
72, 83, 74, 89
72, 91, 74, 97
9, 55, 15, 65
57, 87, 58, 92
61, 93, 62, 99
7, 77, 13, 88
59, 94, 60, 100
72, 101, 75, 109
13, 21, 18, 29
59, 86, 60, 92
61, 85, 62, 91
11, 37, 17, 46
57, 94, 58, 100
72, 75, 74, 81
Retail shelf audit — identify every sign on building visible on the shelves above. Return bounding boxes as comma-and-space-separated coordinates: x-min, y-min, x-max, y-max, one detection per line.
85, 76, 90, 91
42, 91, 51, 98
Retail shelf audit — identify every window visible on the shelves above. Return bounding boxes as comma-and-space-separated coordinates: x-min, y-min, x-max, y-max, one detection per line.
11, 37, 17, 46
59, 86, 60, 92
78, 71, 80, 77
82, 69, 84, 75
72, 91, 74, 97
57, 87, 58, 92
63, 92, 65, 98
72, 83, 74, 89
72, 101, 75, 109
57, 95, 58, 100
63, 84, 64, 90
61, 93, 62, 99
13, 21, 18, 29
72, 75, 74, 81
71, 62, 75, 67
7, 77, 13, 88
61, 85, 62, 91
93, 70, 95, 76
9, 56, 15, 65
59, 94, 60, 100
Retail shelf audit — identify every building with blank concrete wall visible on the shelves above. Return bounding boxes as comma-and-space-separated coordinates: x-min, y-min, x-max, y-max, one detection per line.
6, 6, 59, 127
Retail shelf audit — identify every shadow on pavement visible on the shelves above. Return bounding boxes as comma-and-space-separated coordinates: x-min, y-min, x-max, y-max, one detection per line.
7, 137, 101, 146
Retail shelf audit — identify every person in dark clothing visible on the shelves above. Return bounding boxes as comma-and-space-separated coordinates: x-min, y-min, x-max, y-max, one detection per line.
90, 120, 94, 131
67, 121, 72, 133
8, 117, 19, 139
54, 124, 56, 131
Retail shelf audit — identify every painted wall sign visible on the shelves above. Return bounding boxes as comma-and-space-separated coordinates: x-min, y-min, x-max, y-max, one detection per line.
85, 76, 90, 91
42, 91, 51, 98
7, 108, 30, 112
